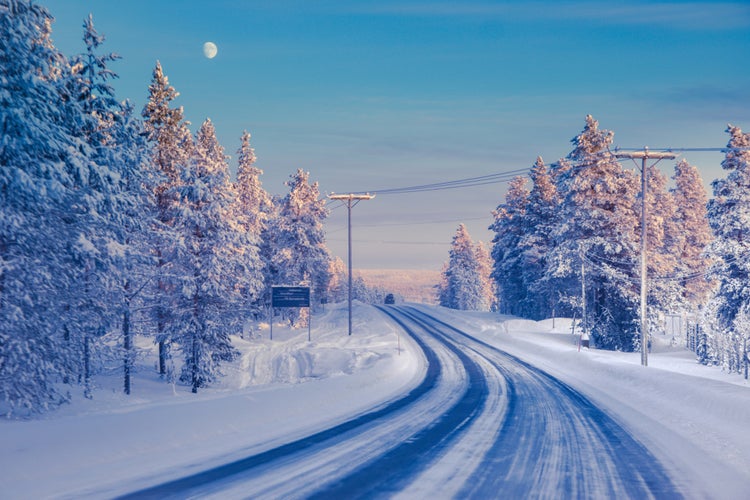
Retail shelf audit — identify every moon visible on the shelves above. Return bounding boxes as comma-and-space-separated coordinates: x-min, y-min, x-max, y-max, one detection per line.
203, 41, 218, 59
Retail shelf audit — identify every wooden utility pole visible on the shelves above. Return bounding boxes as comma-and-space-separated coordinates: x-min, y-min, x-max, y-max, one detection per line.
615, 148, 676, 366
328, 193, 375, 335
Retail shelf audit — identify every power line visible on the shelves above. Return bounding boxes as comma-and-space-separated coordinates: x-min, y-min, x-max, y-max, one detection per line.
614, 147, 750, 153
354, 168, 529, 196
337, 145, 748, 198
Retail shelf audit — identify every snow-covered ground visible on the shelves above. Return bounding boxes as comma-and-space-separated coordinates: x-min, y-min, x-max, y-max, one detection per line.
1, 302, 748, 498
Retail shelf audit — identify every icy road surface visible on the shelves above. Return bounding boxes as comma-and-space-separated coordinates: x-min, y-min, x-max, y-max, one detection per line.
118, 306, 680, 499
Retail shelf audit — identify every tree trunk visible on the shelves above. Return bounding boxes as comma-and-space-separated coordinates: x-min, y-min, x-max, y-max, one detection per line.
123, 308, 131, 395
84, 334, 92, 399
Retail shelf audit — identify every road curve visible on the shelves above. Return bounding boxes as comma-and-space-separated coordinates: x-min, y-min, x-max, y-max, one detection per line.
117, 306, 682, 499
399, 306, 682, 499
116, 305, 486, 499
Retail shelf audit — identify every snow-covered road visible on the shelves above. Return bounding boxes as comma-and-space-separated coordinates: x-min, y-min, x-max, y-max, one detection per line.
117, 306, 679, 498
404, 307, 679, 498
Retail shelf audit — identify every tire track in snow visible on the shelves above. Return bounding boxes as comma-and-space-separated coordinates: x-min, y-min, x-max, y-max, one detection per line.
115, 306, 464, 499
117, 306, 682, 499
306, 306, 505, 499
403, 307, 682, 499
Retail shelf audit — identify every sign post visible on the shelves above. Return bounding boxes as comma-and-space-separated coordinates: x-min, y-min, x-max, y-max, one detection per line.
270, 286, 312, 341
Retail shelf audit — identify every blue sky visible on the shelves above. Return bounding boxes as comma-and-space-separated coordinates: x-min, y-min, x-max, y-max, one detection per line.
44, 0, 750, 270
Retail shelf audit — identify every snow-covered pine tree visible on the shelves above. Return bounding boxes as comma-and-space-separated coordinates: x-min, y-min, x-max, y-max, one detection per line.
517, 157, 560, 319
641, 165, 681, 334
58, 13, 137, 398
489, 176, 529, 315
170, 119, 243, 392
232, 130, 269, 316
437, 261, 451, 307
474, 241, 496, 312
70, 15, 163, 395
442, 224, 472, 310
234, 131, 272, 237
109, 102, 161, 395
267, 169, 332, 324
671, 159, 713, 308
141, 61, 193, 377
327, 256, 348, 304
0, 0, 85, 414
551, 115, 641, 350
440, 224, 492, 311
706, 124, 750, 375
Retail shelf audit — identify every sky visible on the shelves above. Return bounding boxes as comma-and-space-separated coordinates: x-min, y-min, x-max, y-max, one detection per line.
42, 0, 750, 270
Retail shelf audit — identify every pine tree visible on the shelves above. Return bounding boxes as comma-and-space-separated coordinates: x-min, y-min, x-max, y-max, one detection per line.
518, 157, 560, 319
141, 61, 193, 376
641, 165, 681, 333
474, 241, 496, 312
442, 225, 494, 311
443, 224, 472, 310
58, 13, 136, 398
489, 176, 529, 315
0, 0, 83, 414
111, 102, 160, 395
170, 119, 243, 392
706, 124, 750, 375
671, 159, 713, 307
327, 257, 348, 304
268, 169, 332, 324
437, 261, 451, 307
234, 131, 272, 236
232, 131, 269, 316
551, 115, 641, 350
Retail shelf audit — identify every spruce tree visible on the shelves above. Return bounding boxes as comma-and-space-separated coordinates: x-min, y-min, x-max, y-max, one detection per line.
60, 13, 135, 398
268, 169, 332, 324
706, 124, 750, 375
489, 176, 529, 315
232, 131, 269, 316
171, 119, 242, 392
111, 102, 160, 395
518, 157, 560, 319
672, 159, 713, 307
474, 241, 496, 312
141, 61, 193, 377
551, 115, 641, 350
0, 0, 82, 413
440, 225, 493, 311
641, 165, 681, 332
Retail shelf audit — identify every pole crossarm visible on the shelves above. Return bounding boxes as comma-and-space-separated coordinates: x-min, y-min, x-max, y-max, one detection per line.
329, 193, 376, 201
327, 192, 375, 336
613, 148, 677, 366
614, 150, 678, 161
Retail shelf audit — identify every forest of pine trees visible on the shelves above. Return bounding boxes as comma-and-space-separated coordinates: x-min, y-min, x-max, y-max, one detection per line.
0, 2, 343, 413
488, 115, 749, 376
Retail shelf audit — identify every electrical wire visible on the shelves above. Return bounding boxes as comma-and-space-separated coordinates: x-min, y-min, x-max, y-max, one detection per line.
337, 145, 748, 198
353, 168, 529, 196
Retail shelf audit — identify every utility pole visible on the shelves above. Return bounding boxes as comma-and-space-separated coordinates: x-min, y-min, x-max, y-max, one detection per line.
328, 193, 375, 335
615, 148, 676, 366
